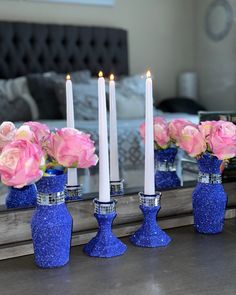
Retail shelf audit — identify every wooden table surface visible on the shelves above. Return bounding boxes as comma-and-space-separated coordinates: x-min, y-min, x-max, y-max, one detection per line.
1, 220, 236, 295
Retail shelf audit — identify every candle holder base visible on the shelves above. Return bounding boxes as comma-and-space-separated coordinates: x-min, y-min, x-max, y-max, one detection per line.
83, 199, 127, 258
130, 192, 171, 248
110, 179, 124, 196
65, 184, 83, 201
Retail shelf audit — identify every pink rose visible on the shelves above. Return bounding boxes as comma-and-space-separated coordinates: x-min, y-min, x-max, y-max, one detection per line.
0, 121, 16, 151
49, 128, 98, 168
208, 121, 236, 160
15, 125, 35, 142
23, 121, 50, 144
169, 119, 196, 142
139, 117, 170, 148
0, 139, 45, 188
178, 125, 207, 157
199, 121, 216, 142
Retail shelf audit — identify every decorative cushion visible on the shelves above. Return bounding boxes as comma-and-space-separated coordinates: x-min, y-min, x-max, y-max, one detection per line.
0, 76, 38, 122
157, 97, 206, 115
115, 74, 145, 119
27, 70, 91, 120
56, 80, 99, 121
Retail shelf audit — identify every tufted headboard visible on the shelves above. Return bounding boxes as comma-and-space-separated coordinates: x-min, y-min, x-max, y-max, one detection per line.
0, 21, 129, 79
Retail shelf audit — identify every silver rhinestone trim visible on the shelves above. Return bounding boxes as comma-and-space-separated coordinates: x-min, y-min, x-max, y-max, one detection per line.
37, 191, 65, 205
65, 184, 83, 198
110, 179, 124, 195
139, 192, 161, 207
94, 199, 116, 214
198, 172, 222, 184
156, 161, 176, 172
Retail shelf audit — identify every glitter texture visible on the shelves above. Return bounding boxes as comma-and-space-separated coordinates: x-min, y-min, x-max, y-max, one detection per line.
110, 179, 125, 196
65, 184, 83, 201
31, 173, 72, 268
84, 200, 127, 258
192, 153, 227, 234
155, 148, 180, 190
5, 184, 37, 209
130, 193, 171, 248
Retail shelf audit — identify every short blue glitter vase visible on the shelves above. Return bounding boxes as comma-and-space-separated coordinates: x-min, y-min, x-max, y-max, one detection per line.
192, 153, 227, 234
31, 171, 72, 268
84, 199, 127, 258
130, 192, 171, 248
5, 184, 37, 209
155, 147, 181, 190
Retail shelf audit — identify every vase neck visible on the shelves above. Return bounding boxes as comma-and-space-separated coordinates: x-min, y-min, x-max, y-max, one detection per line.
155, 148, 177, 164
198, 172, 222, 184
197, 153, 222, 174
37, 191, 65, 206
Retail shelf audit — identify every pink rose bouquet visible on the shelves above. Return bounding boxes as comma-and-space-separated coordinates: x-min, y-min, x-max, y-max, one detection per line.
47, 128, 98, 169
199, 120, 236, 160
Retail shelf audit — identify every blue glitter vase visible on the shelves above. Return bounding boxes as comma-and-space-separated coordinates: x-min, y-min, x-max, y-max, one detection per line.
130, 193, 171, 248
5, 184, 37, 209
155, 147, 181, 190
31, 172, 72, 268
192, 153, 227, 234
84, 199, 127, 258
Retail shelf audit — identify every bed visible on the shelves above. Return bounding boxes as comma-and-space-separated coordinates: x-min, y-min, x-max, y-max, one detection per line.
0, 21, 198, 202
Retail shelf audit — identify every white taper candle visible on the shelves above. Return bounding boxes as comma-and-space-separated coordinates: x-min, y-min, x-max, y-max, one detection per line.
98, 71, 110, 202
109, 74, 120, 181
144, 71, 155, 195
66, 74, 78, 186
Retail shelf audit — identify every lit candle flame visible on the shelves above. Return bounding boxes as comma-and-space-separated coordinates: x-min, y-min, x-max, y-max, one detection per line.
146, 70, 151, 78
110, 74, 114, 81
66, 74, 71, 80
98, 71, 103, 78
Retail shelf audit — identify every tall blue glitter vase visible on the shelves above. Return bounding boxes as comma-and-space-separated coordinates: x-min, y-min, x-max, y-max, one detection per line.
32, 172, 72, 268
192, 153, 227, 234
155, 147, 181, 190
5, 184, 37, 209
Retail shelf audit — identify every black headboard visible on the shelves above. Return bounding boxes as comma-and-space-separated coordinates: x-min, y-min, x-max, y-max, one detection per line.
0, 21, 129, 79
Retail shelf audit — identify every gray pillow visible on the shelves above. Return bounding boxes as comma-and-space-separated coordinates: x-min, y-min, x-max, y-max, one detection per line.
0, 76, 39, 120
0, 89, 32, 122
56, 80, 99, 121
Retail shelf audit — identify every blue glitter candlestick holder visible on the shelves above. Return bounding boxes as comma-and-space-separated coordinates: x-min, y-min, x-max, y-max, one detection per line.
65, 184, 83, 201
110, 179, 124, 196
5, 184, 37, 209
83, 199, 127, 258
31, 172, 72, 268
155, 147, 181, 190
192, 152, 227, 234
130, 192, 171, 248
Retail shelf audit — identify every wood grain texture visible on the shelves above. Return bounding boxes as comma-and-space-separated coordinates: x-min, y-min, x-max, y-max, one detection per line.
0, 182, 236, 260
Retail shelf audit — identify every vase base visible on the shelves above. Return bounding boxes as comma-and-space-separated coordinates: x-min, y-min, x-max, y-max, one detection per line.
35, 257, 69, 269
130, 226, 171, 248
194, 224, 224, 235
84, 235, 127, 258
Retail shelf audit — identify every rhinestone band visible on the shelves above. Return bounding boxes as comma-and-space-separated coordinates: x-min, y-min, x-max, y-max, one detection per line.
139, 192, 161, 207
37, 191, 65, 206
110, 179, 124, 196
94, 198, 117, 214
65, 184, 83, 198
198, 172, 222, 184
156, 161, 176, 172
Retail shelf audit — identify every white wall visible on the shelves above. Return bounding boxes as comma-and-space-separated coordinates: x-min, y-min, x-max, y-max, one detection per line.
196, 0, 236, 111
0, 0, 196, 100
